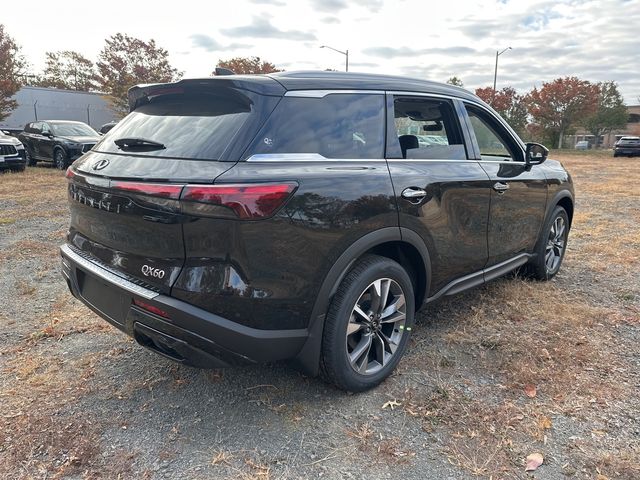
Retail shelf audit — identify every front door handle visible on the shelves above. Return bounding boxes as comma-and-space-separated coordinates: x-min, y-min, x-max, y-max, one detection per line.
493, 182, 509, 193
401, 187, 427, 202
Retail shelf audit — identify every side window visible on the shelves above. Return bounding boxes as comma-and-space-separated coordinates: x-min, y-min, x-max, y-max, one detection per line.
246, 93, 385, 159
30, 122, 42, 134
465, 106, 522, 162
390, 97, 466, 160
41, 123, 51, 135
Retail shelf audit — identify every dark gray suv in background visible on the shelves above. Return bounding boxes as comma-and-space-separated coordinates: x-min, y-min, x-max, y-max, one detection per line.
61, 71, 574, 391
19, 120, 100, 169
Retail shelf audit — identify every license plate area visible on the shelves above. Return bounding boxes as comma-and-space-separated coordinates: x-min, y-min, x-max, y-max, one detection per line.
78, 269, 130, 326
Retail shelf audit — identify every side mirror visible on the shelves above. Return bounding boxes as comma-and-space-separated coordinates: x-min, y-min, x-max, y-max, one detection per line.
525, 142, 548, 166
42, 131, 53, 138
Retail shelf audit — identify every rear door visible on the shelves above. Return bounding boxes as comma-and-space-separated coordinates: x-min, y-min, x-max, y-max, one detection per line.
67, 82, 281, 294
25, 122, 42, 158
463, 104, 547, 266
386, 94, 491, 294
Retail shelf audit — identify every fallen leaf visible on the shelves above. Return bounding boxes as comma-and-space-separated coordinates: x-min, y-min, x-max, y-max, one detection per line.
524, 384, 537, 398
538, 415, 552, 430
525, 452, 544, 471
382, 400, 401, 410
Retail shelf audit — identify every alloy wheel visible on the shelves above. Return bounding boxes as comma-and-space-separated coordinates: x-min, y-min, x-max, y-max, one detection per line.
545, 216, 566, 273
346, 278, 407, 375
54, 151, 65, 170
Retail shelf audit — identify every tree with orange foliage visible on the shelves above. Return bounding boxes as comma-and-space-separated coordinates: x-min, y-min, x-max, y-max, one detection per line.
0, 24, 25, 121
525, 77, 599, 148
214, 57, 281, 75
476, 86, 528, 136
96, 33, 182, 114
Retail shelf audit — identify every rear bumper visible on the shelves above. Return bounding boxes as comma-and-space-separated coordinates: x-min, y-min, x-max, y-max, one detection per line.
614, 147, 640, 156
60, 244, 308, 368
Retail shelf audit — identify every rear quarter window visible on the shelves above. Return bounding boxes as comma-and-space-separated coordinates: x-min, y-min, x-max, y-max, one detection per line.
245, 93, 385, 159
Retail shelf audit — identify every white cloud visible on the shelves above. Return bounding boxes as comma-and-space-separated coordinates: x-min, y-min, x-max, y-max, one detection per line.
2, 0, 638, 103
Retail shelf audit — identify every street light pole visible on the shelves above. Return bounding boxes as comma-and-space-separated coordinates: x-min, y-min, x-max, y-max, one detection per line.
320, 45, 349, 72
492, 46, 512, 103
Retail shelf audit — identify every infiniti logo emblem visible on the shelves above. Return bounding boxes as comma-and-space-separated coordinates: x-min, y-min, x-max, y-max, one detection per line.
93, 159, 110, 170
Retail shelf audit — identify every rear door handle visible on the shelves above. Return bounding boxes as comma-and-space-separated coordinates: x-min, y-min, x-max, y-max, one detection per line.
401, 187, 427, 202
493, 182, 509, 193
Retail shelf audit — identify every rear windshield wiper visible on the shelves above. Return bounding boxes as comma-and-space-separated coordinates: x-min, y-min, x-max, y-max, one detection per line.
114, 137, 166, 151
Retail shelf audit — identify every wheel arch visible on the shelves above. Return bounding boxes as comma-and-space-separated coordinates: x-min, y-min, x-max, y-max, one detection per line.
53, 144, 66, 158
555, 194, 574, 229
291, 227, 431, 376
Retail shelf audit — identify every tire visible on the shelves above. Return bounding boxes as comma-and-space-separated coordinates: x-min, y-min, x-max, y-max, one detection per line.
320, 255, 415, 392
26, 151, 37, 166
54, 148, 68, 170
525, 206, 569, 280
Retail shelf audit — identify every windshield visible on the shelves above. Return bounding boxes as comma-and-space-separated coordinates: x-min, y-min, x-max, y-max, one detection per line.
51, 123, 97, 137
96, 90, 260, 160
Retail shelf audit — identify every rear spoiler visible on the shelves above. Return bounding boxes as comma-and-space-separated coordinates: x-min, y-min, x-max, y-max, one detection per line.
127, 76, 286, 112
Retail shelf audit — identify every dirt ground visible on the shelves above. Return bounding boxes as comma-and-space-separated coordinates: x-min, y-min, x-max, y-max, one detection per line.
0, 150, 638, 479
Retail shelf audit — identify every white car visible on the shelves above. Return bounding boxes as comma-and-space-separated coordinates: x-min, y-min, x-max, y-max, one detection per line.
0, 131, 27, 172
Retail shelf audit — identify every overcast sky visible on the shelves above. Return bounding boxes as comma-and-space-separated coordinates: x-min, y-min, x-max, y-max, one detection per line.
3, 0, 639, 103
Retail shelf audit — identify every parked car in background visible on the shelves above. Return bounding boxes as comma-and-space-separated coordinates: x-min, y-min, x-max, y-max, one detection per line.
575, 140, 589, 150
0, 130, 27, 172
99, 122, 118, 135
61, 71, 574, 391
613, 136, 640, 157
19, 120, 100, 169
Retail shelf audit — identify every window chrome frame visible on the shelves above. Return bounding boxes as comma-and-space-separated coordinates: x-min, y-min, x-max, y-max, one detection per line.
247, 89, 528, 165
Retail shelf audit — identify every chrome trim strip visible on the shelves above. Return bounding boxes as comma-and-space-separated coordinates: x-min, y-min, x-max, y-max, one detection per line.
245, 153, 515, 164
60, 244, 159, 300
284, 89, 385, 98
246, 153, 386, 163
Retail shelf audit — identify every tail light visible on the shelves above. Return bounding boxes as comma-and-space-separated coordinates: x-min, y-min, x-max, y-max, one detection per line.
181, 183, 297, 219
133, 299, 170, 318
105, 180, 297, 219
111, 181, 183, 200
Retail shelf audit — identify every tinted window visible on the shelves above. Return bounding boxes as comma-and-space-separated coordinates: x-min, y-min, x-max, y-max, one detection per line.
391, 97, 466, 160
31, 122, 42, 134
51, 122, 97, 137
466, 105, 522, 162
95, 89, 266, 160
247, 93, 385, 159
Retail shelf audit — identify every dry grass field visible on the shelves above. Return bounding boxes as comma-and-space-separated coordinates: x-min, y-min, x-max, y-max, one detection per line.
0, 150, 638, 479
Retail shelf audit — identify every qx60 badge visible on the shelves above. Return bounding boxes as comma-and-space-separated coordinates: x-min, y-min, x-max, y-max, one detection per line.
141, 265, 165, 279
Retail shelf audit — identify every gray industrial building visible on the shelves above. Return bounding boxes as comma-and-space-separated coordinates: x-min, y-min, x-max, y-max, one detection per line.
0, 86, 120, 134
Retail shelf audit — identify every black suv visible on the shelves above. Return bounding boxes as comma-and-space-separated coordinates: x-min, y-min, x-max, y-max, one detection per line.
61, 72, 574, 391
19, 120, 101, 169
613, 136, 640, 157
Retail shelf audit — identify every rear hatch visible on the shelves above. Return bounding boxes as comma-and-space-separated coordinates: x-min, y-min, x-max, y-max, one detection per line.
66, 78, 284, 293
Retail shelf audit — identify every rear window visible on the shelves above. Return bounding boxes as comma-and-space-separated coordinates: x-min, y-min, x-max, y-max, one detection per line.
245, 93, 385, 159
95, 89, 269, 161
